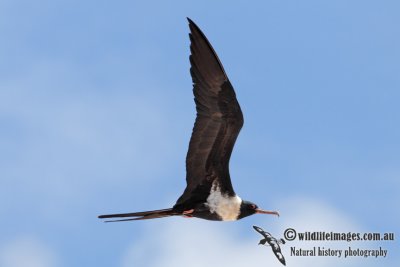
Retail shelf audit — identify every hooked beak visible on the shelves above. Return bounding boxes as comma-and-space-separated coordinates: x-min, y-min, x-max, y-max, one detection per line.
255, 209, 280, 217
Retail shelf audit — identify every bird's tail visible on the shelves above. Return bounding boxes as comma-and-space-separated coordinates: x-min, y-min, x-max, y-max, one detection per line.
98, 208, 178, 222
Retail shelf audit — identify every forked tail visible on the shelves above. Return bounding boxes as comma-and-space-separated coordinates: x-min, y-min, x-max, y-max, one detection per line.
98, 208, 178, 222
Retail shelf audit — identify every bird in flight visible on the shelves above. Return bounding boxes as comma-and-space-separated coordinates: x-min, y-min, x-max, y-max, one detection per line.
253, 226, 286, 266
98, 18, 279, 222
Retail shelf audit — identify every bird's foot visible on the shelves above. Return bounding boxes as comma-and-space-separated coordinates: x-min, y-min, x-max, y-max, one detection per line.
182, 209, 194, 215
182, 209, 194, 218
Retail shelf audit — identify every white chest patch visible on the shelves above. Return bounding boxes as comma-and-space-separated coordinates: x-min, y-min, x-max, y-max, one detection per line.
206, 182, 242, 221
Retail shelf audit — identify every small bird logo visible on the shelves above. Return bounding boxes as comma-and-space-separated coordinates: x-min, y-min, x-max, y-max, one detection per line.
253, 226, 286, 266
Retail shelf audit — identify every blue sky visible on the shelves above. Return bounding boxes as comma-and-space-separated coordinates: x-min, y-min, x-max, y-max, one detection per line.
1, 1, 399, 266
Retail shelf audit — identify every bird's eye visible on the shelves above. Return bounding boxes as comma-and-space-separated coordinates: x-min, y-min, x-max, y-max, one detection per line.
250, 204, 257, 209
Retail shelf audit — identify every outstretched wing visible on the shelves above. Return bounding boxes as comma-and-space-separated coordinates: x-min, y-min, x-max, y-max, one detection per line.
174, 18, 244, 209
270, 243, 286, 266
253, 225, 269, 238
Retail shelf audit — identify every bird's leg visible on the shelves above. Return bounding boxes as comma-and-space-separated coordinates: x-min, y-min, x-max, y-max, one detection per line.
182, 209, 194, 218
183, 209, 194, 214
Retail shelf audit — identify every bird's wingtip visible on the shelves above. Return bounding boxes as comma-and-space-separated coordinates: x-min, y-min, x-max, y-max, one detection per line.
186, 17, 200, 30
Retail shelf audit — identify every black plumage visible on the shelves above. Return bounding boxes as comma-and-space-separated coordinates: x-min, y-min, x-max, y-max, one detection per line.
174, 18, 243, 211
98, 18, 279, 222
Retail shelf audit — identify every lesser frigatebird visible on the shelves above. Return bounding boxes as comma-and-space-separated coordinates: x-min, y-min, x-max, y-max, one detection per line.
98, 18, 279, 222
253, 226, 286, 265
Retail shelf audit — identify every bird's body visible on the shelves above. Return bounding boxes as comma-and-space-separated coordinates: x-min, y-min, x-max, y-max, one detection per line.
98, 18, 279, 222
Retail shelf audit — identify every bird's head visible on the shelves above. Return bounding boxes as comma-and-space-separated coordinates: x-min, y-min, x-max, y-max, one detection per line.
237, 200, 280, 219
258, 239, 267, 245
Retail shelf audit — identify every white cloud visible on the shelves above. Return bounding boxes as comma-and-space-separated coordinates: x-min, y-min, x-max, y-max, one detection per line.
277, 196, 361, 232
0, 236, 58, 267
121, 197, 391, 267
